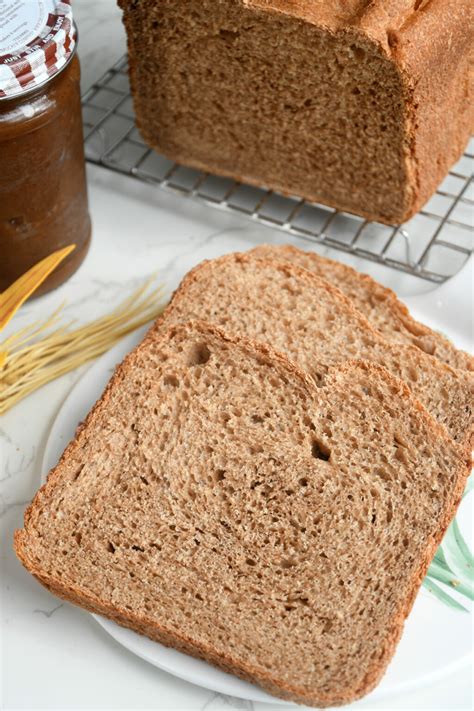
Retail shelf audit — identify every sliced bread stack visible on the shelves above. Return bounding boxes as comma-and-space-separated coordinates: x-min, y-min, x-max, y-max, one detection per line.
250, 244, 474, 373
161, 252, 474, 452
15, 246, 473, 707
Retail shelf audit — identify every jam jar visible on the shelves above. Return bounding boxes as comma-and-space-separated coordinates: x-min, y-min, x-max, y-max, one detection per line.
0, 0, 91, 296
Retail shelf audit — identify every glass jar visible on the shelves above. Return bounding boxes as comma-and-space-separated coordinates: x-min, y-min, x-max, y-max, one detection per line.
0, 1, 91, 296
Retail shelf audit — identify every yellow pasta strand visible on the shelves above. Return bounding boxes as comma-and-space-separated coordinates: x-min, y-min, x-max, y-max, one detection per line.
0, 278, 167, 415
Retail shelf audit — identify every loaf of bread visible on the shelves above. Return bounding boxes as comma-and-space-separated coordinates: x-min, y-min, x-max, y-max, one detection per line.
251, 244, 474, 372
118, 0, 473, 224
162, 254, 474, 451
15, 321, 470, 707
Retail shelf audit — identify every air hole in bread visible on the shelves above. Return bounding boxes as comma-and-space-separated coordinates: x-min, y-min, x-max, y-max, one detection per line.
246, 557, 256, 566
215, 469, 225, 482
350, 44, 366, 61
394, 448, 408, 464
107, 541, 115, 553
375, 469, 391, 482
187, 342, 211, 366
413, 336, 436, 355
311, 439, 331, 461
251, 414, 264, 423
219, 28, 239, 42
163, 374, 179, 387
73, 532, 82, 545
70, 465, 84, 482
303, 416, 316, 431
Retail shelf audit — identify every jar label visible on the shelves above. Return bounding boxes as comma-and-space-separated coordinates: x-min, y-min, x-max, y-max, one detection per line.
0, 0, 55, 55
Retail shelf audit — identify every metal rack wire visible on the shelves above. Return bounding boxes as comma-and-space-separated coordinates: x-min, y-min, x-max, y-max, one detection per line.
82, 56, 473, 283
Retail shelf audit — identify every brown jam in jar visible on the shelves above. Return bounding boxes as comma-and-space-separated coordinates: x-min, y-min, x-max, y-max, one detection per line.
0, 1, 91, 297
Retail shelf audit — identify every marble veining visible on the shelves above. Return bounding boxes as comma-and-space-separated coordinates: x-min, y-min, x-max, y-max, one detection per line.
34, 603, 64, 619
202, 693, 255, 710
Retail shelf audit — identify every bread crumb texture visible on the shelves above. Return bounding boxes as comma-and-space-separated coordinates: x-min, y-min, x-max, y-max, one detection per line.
250, 245, 474, 373
16, 320, 469, 707
164, 254, 474, 451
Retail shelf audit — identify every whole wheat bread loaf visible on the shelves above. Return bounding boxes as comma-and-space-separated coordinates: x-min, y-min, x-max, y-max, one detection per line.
15, 321, 470, 707
250, 244, 474, 373
162, 254, 474, 451
118, 0, 473, 224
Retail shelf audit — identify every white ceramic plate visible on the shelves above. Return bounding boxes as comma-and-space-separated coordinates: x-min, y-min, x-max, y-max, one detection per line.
43, 290, 473, 706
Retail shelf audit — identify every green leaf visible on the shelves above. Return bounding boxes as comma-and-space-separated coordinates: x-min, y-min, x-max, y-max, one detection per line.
441, 512, 474, 589
422, 579, 468, 612
452, 518, 474, 568
427, 560, 474, 600
425, 476, 473, 611
433, 547, 449, 568
463, 475, 473, 499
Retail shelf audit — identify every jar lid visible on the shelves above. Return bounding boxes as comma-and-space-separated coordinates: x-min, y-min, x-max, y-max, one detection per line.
0, 0, 76, 99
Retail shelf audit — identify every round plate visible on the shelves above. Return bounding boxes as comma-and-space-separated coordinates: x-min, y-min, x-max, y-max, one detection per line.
42, 327, 472, 706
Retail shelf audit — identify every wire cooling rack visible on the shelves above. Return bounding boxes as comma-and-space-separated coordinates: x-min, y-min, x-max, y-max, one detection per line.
82, 56, 473, 283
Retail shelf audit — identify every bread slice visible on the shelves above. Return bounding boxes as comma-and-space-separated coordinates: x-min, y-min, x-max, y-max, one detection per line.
250, 244, 474, 373
161, 254, 474, 452
15, 321, 470, 707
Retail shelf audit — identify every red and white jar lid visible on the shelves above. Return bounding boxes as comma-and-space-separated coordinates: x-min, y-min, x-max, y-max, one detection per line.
0, 0, 76, 99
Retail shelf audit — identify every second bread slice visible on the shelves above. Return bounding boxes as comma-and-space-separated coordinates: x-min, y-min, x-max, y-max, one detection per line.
162, 254, 474, 451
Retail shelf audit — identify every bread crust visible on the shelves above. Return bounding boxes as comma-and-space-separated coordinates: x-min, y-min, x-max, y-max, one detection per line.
118, 0, 472, 224
15, 320, 472, 708
250, 244, 474, 372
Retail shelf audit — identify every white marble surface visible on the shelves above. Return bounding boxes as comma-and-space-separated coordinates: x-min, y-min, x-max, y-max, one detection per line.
1, 2, 472, 710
